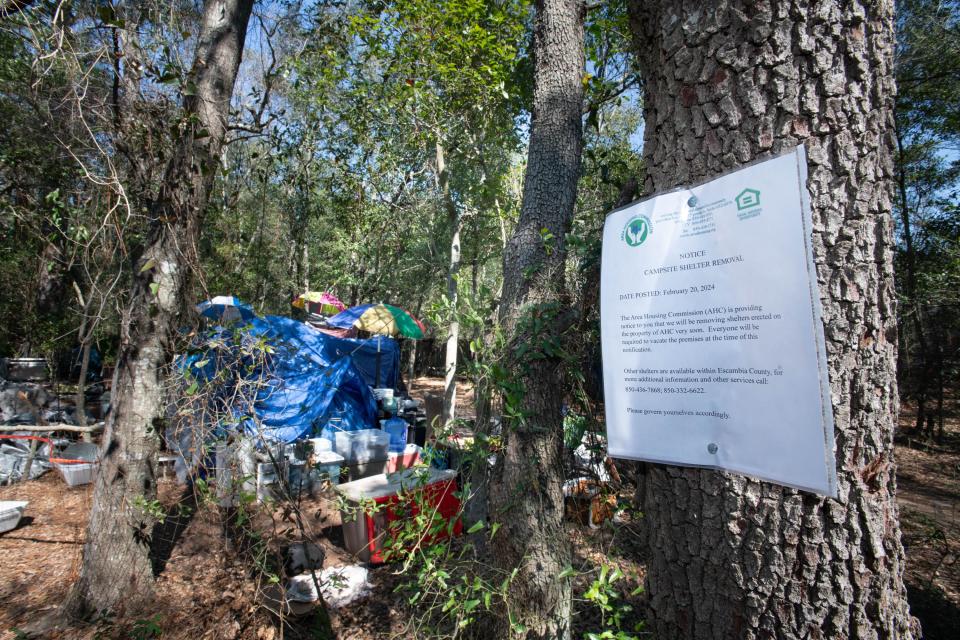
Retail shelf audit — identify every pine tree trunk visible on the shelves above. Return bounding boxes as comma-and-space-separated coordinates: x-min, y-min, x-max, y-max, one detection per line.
488, 0, 584, 637
65, 0, 254, 617
626, 1, 917, 637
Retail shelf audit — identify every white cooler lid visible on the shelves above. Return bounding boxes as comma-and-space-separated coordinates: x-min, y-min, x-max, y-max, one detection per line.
335, 467, 456, 502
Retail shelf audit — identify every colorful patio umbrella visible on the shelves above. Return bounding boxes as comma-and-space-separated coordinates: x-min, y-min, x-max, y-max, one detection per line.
196, 296, 256, 324
326, 303, 425, 339
292, 291, 347, 316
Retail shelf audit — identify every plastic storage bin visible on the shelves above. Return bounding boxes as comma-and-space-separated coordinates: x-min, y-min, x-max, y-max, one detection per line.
336, 467, 461, 563
54, 461, 98, 487
0, 500, 28, 533
257, 460, 287, 502
312, 451, 344, 486
60, 442, 98, 462
309, 437, 331, 454
333, 429, 390, 463
345, 459, 387, 482
215, 440, 257, 506
372, 388, 394, 400
381, 418, 408, 453
287, 457, 308, 497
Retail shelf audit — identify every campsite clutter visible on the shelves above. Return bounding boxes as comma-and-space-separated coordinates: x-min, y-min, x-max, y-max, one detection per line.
0, 348, 108, 491
0, 292, 622, 619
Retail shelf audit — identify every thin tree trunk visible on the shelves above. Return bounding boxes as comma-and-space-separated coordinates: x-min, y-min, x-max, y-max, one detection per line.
894, 120, 931, 433
627, 1, 917, 637
487, 1, 584, 637
302, 241, 310, 292
75, 337, 91, 440
64, 0, 254, 617
407, 296, 424, 381
71, 281, 92, 438
438, 141, 462, 429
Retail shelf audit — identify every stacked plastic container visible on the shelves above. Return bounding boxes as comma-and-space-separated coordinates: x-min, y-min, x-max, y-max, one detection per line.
215, 440, 257, 505
309, 437, 332, 454
334, 429, 389, 461
380, 417, 408, 453
333, 429, 390, 481
287, 455, 308, 497
312, 450, 345, 487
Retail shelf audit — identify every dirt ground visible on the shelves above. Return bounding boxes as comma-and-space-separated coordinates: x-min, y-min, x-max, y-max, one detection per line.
407, 377, 476, 421
0, 380, 956, 639
895, 403, 960, 640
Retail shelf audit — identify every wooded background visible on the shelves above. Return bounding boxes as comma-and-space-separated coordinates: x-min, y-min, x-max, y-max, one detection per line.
0, 1, 957, 639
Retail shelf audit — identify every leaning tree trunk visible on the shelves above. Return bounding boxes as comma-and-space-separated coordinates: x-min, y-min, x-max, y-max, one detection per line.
65, 0, 254, 617
627, 1, 916, 637
487, 0, 584, 638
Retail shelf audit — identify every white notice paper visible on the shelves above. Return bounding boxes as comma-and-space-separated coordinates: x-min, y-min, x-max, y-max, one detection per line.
600, 146, 837, 496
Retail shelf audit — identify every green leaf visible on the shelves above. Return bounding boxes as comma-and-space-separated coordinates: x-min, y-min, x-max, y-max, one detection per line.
139, 258, 156, 273
466, 520, 485, 534
149, 282, 160, 297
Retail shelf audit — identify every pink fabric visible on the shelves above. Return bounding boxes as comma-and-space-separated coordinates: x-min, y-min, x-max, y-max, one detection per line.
313, 324, 358, 339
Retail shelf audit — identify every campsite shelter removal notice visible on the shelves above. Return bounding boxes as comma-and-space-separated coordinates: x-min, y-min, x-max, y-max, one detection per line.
600, 147, 838, 496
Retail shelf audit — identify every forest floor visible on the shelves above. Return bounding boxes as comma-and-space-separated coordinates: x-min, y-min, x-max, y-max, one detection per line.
895, 400, 960, 640
0, 381, 956, 639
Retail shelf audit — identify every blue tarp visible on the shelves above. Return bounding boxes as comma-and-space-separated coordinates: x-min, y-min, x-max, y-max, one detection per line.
246, 356, 376, 443
176, 315, 396, 444
251, 315, 401, 390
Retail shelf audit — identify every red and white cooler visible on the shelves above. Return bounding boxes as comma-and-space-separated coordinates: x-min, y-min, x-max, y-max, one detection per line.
336, 467, 461, 563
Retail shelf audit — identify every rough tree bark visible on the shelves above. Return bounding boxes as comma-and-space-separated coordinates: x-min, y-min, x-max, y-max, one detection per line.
64, 0, 254, 617
487, 0, 584, 637
627, 1, 916, 637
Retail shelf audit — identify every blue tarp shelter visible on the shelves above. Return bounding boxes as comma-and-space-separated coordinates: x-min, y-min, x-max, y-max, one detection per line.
176, 315, 397, 445
247, 356, 376, 443
252, 315, 401, 390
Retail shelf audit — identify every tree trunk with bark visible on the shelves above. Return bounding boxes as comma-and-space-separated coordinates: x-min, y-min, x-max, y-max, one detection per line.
437, 142, 462, 430
65, 0, 254, 617
627, 1, 916, 637
487, 1, 584, 637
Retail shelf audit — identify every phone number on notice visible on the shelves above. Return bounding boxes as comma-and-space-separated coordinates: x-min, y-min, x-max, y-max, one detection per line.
625, 386, 706, 394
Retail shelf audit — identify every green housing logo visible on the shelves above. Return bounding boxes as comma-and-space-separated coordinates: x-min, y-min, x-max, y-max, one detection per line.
735, 188, 761, 210
621, 215, 651, 247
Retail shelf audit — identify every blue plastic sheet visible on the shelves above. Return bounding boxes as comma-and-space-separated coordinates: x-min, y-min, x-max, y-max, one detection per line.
251, 315, 400, 389
246, 356, 376, 444
176, 315, 392, 444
